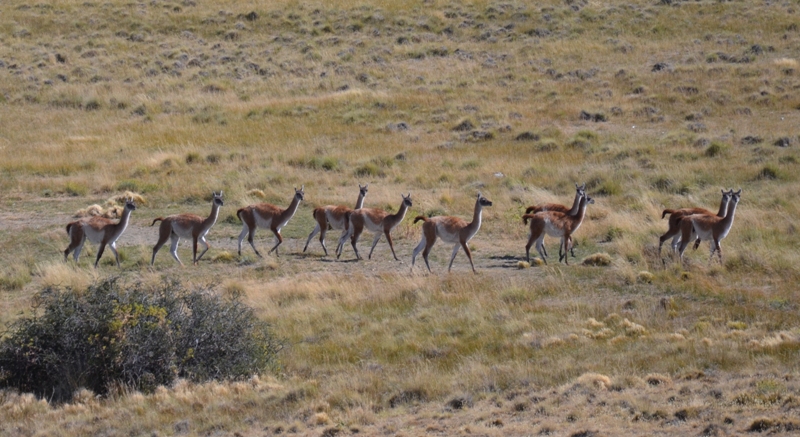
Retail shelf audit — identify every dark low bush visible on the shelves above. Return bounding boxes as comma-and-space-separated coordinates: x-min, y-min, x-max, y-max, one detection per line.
0, 278, 282, 402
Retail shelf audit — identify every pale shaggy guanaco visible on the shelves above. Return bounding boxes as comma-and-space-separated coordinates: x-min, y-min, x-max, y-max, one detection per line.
237, 186, 305, 257
151, 192, 223, 266
678, 189, 741, 263
336, 193, 412, 260
303, 184, 367, 256
659, 189, 732, 255
65, 198, 137, 268
522, 193, 593, 265
411, 193, 493, 273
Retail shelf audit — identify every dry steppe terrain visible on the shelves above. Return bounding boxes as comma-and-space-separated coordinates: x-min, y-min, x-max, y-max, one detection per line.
1, 0, 800, 435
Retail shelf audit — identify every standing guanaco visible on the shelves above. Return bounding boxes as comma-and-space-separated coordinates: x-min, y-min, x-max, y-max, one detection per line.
525, 182, 586, 258
659, 189, 732, 255
303, 184, 367, 256
237, 186, 305, 257
411, 193, 493, 273
151, 192, 224, 266
522, 193, 593, 265
337, 193, 412, 260
65, 198, 136, 268
678, 189, 741, 264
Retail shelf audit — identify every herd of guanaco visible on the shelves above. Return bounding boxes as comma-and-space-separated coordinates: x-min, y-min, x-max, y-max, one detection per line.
63, 184, 741, 272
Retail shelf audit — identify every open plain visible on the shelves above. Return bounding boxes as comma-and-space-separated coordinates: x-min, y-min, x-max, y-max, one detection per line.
1, 0, 800, 435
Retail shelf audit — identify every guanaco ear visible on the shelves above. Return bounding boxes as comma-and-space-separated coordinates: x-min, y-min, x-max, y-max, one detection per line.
736, 188, 742, 194
301, 185, 304, 191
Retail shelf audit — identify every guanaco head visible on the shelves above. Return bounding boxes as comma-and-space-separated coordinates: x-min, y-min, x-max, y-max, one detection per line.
359, 183, 369, 197
124, 197, 137, 211
294, 185, 305, 201
584, 195, 595, 205
730, 188, 742, 204
721, 188, 733, 203
212, 191, 224, 206
575, 182, 587, 197
401, 193, 413, 207
477, 192, 493, 207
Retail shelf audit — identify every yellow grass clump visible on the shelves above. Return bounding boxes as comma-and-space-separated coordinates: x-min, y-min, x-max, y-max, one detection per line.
1, 0, 800, 434
576, 373, 612, 391
582, 253, 613, 266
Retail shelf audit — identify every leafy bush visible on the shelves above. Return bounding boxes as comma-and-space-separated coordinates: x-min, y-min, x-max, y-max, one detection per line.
0, 278, 282, 402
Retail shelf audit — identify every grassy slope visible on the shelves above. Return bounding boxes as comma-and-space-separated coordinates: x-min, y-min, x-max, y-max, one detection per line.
1, 0, 800, 435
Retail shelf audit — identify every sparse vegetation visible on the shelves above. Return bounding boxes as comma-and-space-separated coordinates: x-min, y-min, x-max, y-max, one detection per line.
1, 0, 799, 435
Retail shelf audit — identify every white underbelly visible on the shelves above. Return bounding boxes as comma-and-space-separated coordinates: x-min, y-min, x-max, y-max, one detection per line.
364, 218, 384, 233
326, 214, 346, 230
435, 224, 460, 243
82, 225, 105, 244
543, 222, 565, 238
172, 224, 195, 239
255, 215, 273, 230
692, 226, 714, 241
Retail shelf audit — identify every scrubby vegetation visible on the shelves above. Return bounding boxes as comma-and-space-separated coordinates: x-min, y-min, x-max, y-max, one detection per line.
0, 278, 281, 403
1, 0, 800, 435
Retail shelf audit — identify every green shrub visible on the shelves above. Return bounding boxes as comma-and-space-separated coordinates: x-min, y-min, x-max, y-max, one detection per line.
185, 152, 201, 164
288, 156, 339, 171
757, 165, 780, 180
63, 182, 87, 196
354, 162, 385, 178
0, 278, 282, 402
704, 141, 728, 157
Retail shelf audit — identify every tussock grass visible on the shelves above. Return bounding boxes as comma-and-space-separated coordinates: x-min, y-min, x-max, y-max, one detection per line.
1, 0, 800, 434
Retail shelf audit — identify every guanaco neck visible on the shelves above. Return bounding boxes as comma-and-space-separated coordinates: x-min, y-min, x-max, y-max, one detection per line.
568, 190, 582, 215
112, 206, 134, 237
466, 197, 485, 235
716, 196, 730, 217
203, 201, 222, 230
572, 196, 590, 229
387, 200, 410, 226
355, 191, 366, 209
280, 195, 302, 223
719, 198, 739, 232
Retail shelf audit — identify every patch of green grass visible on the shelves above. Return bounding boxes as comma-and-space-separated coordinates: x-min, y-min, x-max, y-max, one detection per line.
63, 182, 88, 196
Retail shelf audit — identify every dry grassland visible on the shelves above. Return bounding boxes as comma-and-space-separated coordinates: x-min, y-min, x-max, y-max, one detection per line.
1, 0, 800, 435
